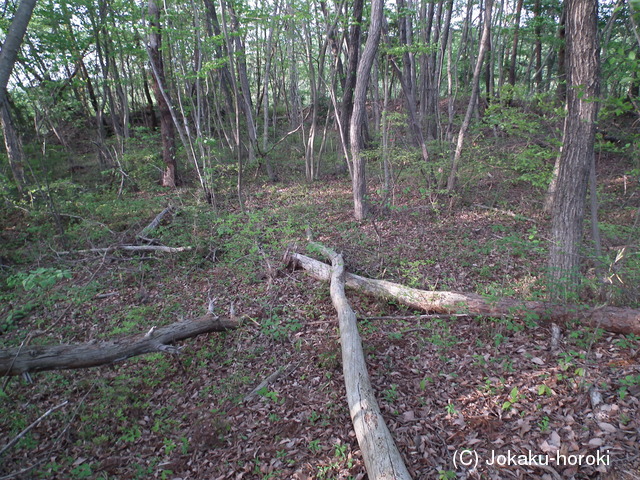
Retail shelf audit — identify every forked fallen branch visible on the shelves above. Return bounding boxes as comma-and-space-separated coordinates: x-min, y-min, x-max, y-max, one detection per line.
0, 313, 238, 376
284, 251, 640, 336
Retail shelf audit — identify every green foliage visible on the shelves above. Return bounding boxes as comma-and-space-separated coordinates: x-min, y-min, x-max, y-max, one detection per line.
7, 267, 71, 292
537, 384, 553, 397
260, 310, 302, 341
538, 416, 550, 433
495, 226, 545, 258
70, 463, 93, 479
501, 386, 521, 411
382, 384, 399, 403
257, 387, 281, 404
512, 145, 556, 189
308, 439, 322, 453
445, 402, 457, 416
438, 470, 457, 480
614, 333, 640, 349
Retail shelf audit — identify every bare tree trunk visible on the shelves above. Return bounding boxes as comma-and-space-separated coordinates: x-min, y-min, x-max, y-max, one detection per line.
418, 0, 435, 123
0, 96, 26, 191
381, 57, 392, 199
548, 0, 599, 300
350, 0, 384, 220
508, 0, 524, 87
148, 0, 178, 187
533, 0, 542, 92
220, 0, 245, 211
424, 0, 443, 140
0, 0, 38, 193
446, 0, 493, 192
221, 0, 258, 181
340, 0, 364, 156
556, 6, 567, 102
261, 0, 280, 182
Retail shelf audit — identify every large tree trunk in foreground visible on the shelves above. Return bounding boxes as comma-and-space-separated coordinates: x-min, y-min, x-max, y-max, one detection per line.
1, 314, 238, 376
311, 242, 412, 480
548, 0, 599, 299
285, 251, 640, 336
0, 0, 39, 193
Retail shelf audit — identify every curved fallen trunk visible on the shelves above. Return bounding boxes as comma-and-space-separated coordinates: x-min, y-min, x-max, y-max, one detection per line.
1, 314, 238, 376
285, 251, 640, 336
311, 242, 412, 480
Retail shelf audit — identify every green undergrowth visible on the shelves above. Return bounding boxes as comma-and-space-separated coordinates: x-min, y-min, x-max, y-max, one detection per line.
1, 99, 639, 478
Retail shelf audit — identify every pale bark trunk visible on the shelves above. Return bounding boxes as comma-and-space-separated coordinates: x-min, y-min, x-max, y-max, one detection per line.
261, 0, 279, 181
0, 96, 26, 191
556, 6, 567, 102
533, 0, 542, 92
508, 0, 524, 87
310, 243, 412, 480
340, 0, 364, 154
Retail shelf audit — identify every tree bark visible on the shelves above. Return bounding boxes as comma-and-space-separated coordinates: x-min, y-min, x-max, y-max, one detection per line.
556, 6, 567, 102
0, 0, 38, 193
0, 96, 26, 191
533, 0, 542, 92
340, 0, 364, 154
0, 314, 238, 376
548, 0, 599, 299
56, 244, 192, 255
148, 0, 178, 187
390, 59, 429, 164
285, 251, 640, 336
310, 243, 412, 480
508, 0, 524, 87
350, 0, 383, 220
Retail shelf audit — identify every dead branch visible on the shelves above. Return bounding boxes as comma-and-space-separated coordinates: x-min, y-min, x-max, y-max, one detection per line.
359, 314, 470, 321
137, 204, 174, 240
56, 245, 192, 255
309, 241, 412, 480
244, 364, 294, 402
285, 251, 640, 336
473, 203, 536, 222
0, 314, 238, 376
0, 400, 68, 458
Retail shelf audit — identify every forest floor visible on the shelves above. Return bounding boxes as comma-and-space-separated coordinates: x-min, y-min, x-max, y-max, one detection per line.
1, 115, 640, 479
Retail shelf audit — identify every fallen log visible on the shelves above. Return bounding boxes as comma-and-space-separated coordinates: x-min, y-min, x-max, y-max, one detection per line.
0, 314, 238, 376
311, 242, 412, 480
285, 251, 640, 336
